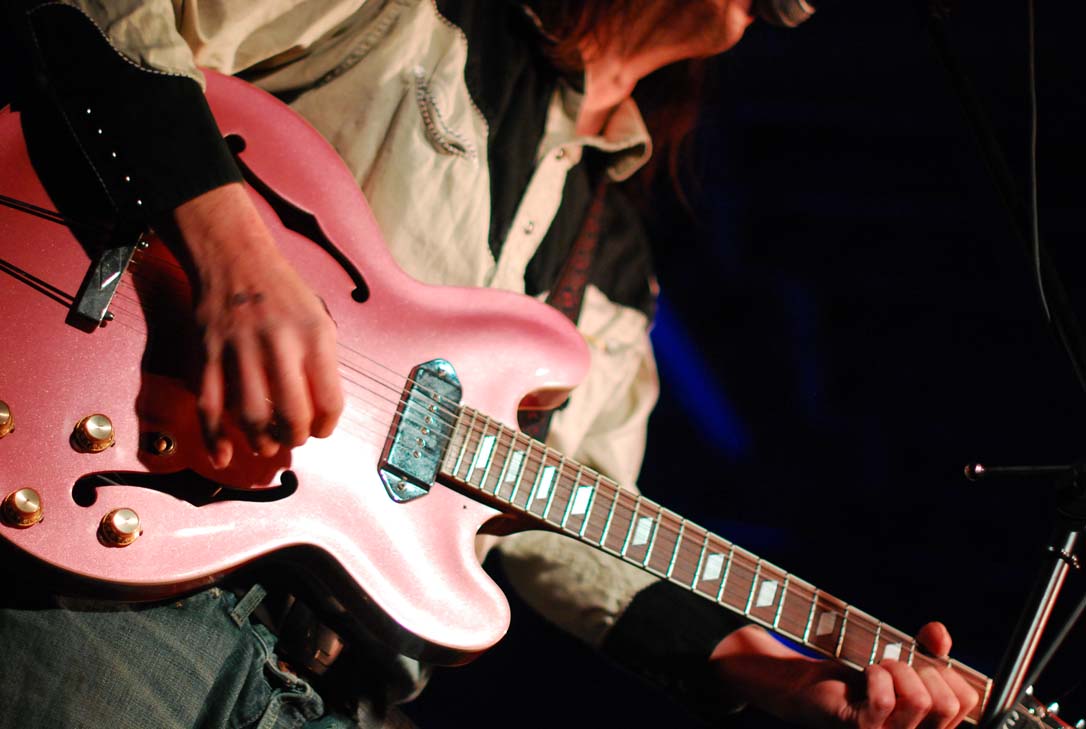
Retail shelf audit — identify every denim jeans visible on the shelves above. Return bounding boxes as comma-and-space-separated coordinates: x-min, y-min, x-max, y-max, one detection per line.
0, 585, 416, 729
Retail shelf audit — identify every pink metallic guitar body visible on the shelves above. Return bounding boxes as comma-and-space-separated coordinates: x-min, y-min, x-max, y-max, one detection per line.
0, 72, 589, 664
0, 74, 1013, 725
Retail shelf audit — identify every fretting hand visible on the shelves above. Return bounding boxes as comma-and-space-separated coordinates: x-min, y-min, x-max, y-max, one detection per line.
712, 622, 979, 729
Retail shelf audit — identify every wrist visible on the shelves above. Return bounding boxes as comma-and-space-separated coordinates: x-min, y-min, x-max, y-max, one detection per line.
160, 183, 281, 283
710, 625, 831, 721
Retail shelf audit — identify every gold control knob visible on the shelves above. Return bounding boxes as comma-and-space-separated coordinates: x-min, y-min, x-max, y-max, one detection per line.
1, 488, 43, 528
0, 401, 13, 439
72, 414, 115, 453
98, 508, 141, 547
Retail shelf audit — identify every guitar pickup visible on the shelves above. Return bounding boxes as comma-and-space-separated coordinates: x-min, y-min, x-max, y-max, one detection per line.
380, 359, 462, 503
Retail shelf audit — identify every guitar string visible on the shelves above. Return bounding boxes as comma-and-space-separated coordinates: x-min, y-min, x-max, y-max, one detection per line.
84, 291, 411, 441
59, 263, 991, 699
100, 476, 993, 717
378, 421, 988, 704
89, 297, 420, 449
451, 423, 990, 698
102, 287, 465, 442
68, 382, 989, 705
106, 276, 468, 432
403, 417, 981, 695
115, 253, 565, 454
120, 251, 547, 431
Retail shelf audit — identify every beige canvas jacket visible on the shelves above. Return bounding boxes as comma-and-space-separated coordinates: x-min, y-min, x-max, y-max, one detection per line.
41, 0, 665, 698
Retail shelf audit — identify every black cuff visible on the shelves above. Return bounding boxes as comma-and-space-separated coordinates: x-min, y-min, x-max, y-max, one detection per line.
600, 580, 750, 721
21, 3, 242, 221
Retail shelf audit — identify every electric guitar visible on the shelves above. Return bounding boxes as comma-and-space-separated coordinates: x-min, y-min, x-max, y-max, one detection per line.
0, 72, 1065, 729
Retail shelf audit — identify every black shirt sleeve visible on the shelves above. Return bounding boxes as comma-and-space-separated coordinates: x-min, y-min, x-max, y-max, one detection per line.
8, 1, 242, 223
601, 580, 751, 721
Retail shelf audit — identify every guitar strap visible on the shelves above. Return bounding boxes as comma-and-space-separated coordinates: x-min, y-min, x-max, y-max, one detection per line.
518, 175, 609, 441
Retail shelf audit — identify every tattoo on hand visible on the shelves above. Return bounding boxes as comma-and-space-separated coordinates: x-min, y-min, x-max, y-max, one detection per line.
228, 291, 266, 307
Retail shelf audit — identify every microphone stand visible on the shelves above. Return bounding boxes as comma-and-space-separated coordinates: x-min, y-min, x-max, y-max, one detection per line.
923, 5, 1086, 727
965, 465, 1086, 729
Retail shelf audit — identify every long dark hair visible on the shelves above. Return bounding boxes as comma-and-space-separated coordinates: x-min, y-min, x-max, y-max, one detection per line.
527, 0, 721, 190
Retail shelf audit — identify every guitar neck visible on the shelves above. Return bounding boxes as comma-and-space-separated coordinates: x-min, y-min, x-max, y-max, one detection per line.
441, 406, 992, 725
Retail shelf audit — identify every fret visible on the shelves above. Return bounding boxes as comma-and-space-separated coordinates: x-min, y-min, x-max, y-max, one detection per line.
469, 414, 497, 486
868, 623, 883, 665
668, 525, 702, 589
942, 658, 990, 724
586, 482, 612, 545
748, 560, 788, 627
802, 590, 817, 645
839, 605, 879, 670
721, 546, 757, 612
508, 437, 537, 506
872, 624, 911, 665
489, 426, 516, 496
648, 512, 679, 575
772, 575, 790, 630
715, 543, 736, 604
527, 450, 559, 517
743, 560, 764, 617
619, 496, 644, 556
641, 514, 660, 567
483, 422, 517, 494
775, 576, 815, 643
576, 474, 606, 539
808, 591, 848, 656
603, 489, 636, 553
834, 606, 849, 659
451, 408, 478, 478
622, 500, 660, 567
597, 484, 621, 548
496, 432, 529, 501
540, 456, 565, 521
980, 676, 993, 719
465, 409, 485, 482
520, 444, 549, 510
440, 414, 466, 476
665, 519, 687, 580
691, 532, 710, 591
699, 538, 734, 599
558, 465, 586, 528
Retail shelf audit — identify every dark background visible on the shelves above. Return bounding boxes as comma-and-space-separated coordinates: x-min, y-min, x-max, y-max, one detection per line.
410, 2, 1086, 728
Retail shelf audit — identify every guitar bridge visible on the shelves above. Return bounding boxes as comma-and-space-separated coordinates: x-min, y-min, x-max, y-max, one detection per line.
379, 359, 462, 503
67, 228, 143, 332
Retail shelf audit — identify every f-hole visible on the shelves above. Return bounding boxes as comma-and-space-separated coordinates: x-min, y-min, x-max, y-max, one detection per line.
72, 470, 299, 508
225, 134, 369, 303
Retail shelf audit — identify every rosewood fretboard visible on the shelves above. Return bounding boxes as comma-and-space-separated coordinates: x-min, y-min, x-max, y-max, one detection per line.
441, 406, 991, 724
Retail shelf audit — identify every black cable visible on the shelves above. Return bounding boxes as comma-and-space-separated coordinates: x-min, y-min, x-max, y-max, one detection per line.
1027, 0, 1049, 322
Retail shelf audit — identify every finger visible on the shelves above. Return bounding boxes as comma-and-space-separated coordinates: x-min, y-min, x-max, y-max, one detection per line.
265, 330, 314, 448
880, 660, 933, 729
196, 340, 232, 469
305, 318, 343, 438
940, 664, 980, 728
861, 664, 896, 729
915, 665, 961, 729
225, 334, 278, 457
916, 622, 952, 658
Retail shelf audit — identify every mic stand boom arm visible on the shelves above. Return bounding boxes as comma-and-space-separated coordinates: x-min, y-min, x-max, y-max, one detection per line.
925, 5, 1086, 727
